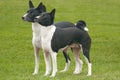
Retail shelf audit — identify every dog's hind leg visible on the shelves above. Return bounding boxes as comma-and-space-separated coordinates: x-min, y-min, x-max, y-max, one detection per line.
84, 55, 92, 76
33, 47, 40, 75
44, 51, 51, 76
60, 48, 71, 72
73, 47, 83, 74
82, 40, 92, 76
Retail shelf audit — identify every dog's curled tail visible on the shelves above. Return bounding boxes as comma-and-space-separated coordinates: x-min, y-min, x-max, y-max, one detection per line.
75, 20, 88, 31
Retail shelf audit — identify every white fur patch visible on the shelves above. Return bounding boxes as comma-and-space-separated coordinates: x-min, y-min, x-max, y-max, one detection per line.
41, 25, 56, 52
84, 27, 89, 31
84, 56, 92, 76
32, 23, 42, 48
75, 23, 89, 31
35, 15, 40, 19
60, 60, 71, 72
23, 13, 28, 17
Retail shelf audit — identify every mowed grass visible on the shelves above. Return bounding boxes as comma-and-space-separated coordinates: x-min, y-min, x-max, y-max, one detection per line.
0, 0, 120, 80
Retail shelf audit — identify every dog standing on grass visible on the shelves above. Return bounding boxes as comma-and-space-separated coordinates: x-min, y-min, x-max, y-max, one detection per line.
22, 0, 85, 76
34, 9, 92, 77
22, 1, 46, 75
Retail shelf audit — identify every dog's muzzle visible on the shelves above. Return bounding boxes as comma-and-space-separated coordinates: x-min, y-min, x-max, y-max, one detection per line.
22, 17, 26, 21
22, 17, 24, 20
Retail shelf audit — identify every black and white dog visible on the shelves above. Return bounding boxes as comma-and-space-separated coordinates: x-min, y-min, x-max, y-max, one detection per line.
34, 9, 92, 77
22, 1, 46, 75
22, 0, 78, 75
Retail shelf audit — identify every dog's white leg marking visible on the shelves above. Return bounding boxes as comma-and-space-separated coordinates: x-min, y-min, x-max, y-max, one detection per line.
73, 48, 83, 74
50, 52, 57, 77
33, 47, 40, 75
44, 51, 51, 76
88, 63, 92, 76
84, 56, 92, 76
60, 48, 70, 72
60, 60, 70, 72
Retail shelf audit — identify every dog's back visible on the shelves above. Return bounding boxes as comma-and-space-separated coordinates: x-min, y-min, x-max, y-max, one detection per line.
54, 21, 75, 28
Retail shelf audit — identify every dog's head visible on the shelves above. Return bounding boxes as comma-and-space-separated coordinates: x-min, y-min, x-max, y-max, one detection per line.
34, 9, 56, 26
22, 0, 46, 22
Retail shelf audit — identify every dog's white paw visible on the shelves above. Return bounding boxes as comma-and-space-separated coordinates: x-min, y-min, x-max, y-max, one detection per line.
60, 68, 68, 72
50, 74, 55, 78
32, 72, 38, 75
50, 75, 55, 78
60, 69, 66, 73
73, 67, 82, 74
44, 72, 51, 76
73, 70, 80, 74
50, 71, 57, 78
87, 73, 91, 76
60, 62, 70, 73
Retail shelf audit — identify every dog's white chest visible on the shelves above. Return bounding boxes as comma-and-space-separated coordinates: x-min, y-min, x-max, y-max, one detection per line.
32, 23, 42, 48
41, 25, 56, 51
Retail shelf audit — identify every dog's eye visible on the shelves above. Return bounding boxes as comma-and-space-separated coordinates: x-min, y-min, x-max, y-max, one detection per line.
27, 10, 29, 13
42, 14, 46, 17
29, 11, 33, 14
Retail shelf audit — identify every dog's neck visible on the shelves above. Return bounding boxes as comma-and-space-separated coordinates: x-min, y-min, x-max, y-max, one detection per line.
41, 25, 56, 39
32, 22, 41, 37
32, 22, 41, 32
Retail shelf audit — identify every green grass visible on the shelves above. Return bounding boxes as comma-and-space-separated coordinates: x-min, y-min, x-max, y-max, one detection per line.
0, 0, 120, 80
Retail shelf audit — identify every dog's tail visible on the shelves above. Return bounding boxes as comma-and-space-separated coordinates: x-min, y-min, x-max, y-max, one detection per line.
75, 20, 88, 31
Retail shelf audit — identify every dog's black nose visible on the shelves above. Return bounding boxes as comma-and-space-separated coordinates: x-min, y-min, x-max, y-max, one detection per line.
22, 17, 24, 20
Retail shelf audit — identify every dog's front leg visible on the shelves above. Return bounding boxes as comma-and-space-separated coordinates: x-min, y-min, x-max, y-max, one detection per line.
33, 46, 40, 75
50, 52, 57, 77
44, 51, 51, 76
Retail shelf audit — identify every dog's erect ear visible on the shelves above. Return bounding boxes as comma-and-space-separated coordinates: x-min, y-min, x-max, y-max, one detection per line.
50, 9, 56, 18
29, 0, 34, 8
36, 2, 46, 12
42, 4, 46, 12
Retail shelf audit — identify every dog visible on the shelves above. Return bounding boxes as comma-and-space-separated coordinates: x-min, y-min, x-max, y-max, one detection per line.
22, 0, 79, 75
34, 9, 92, 77
22, 1, 46, 75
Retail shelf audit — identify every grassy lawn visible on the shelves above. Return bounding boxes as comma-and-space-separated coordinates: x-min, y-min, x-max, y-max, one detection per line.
0, 0, 120, 80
